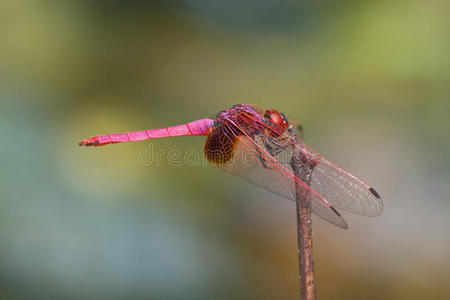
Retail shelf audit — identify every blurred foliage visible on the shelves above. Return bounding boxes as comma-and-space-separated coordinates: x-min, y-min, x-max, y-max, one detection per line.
1, 0, 449, 299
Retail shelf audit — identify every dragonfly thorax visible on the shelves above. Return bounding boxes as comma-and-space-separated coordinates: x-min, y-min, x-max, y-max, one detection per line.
214, 104, 290, 139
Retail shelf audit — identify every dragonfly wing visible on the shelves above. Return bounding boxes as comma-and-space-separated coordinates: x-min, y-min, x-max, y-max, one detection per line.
309, 156, 383, 216
210, 134, 348, 229
276, 124, 383, 217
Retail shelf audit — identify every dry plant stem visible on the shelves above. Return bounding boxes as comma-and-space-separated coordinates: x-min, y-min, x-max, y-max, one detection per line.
291, 150, 316, 300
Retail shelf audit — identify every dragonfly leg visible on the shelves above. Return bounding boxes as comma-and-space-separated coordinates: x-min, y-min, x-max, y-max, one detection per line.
255, 128, 299, 168
257, 137, 290, 168
266, 136, 291, 156
256, 146, 271, 169
254, 136, 279, 168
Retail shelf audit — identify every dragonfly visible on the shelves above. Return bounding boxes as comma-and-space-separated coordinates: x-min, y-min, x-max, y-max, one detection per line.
79, 104, 383, 229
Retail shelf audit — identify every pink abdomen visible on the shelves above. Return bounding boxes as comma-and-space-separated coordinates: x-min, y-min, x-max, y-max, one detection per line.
79, 118, 214, 146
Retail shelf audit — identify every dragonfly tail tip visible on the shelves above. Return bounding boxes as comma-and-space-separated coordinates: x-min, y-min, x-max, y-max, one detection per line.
79, 137, 99, 146
79, 140, 90, 146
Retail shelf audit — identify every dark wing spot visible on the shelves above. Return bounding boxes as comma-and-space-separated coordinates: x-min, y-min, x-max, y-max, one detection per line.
330, 206, 342, 217
369, 187, 381, 199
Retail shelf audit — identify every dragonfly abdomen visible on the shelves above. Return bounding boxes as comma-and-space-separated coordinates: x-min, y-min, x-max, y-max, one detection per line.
79, 118, 214, 146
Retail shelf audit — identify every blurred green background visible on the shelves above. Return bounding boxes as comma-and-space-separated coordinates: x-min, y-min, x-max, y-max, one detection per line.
1, 1, 449, 299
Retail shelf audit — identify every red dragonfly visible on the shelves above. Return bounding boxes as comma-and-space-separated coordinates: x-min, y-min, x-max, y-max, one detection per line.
79, 104, 383, 228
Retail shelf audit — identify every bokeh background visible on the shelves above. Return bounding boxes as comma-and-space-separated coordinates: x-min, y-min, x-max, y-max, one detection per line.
1, 1, 449, 299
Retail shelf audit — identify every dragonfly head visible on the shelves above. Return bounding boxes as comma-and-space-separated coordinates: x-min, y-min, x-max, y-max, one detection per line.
264, 109, 289, 137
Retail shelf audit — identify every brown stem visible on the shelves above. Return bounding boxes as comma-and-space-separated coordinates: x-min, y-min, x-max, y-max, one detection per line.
291, 150, 316, 300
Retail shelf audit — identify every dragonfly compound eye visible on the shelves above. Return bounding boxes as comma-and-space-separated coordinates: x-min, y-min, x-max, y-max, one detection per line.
264, 109, 288, 134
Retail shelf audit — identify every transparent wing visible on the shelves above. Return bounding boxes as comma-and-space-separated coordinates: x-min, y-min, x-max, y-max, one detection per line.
206, 130, 348, 229
256, 118, 383, 217
285, 130, 383, 217
310, 156, 383, 216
